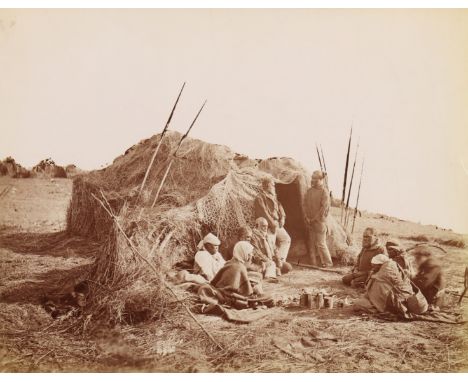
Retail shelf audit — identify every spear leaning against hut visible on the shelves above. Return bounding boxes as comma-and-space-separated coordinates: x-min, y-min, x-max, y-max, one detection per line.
344, 140, 359, 228
351, 158, 364, 234
150, 100, 207, 208
91, 190, 223, 350
315, 143, 324, 172
341, 126, 353, 224
138, 82, 186, 201
320, 144, 330, 191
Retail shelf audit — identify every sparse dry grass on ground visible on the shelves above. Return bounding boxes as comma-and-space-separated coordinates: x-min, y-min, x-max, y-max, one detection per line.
0, 178, 467, 372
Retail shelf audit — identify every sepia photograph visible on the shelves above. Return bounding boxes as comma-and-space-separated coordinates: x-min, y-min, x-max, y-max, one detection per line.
0, 2, 467, 373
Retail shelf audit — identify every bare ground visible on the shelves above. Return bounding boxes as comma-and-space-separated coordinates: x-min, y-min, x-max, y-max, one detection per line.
0, 177, 467, 372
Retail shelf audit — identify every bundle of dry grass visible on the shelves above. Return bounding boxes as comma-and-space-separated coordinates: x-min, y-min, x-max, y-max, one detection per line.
32, 158, 67, 178
64, 164, 85, 178
65, 131, 353, 331
0, 157, 32, 178
401, 233, 466, 249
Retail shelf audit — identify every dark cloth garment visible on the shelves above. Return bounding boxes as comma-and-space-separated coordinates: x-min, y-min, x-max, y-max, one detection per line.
254, 192, 285, 232
211, 260, 254, 297
303, 185, 330, 223
412, 257, 445, 305
356, 243, 386, 273
342, 242, 385, 287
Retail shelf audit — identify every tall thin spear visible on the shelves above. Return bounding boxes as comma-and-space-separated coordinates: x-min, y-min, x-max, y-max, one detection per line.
150, 100, 207, 208
351, 158, 365, 234
344, 140, 359, 227
320, 144, 327, 173
341, 125, 353, 223
319, 144, 329, 190
138, 82, 186, 200
316, 143, 324, 172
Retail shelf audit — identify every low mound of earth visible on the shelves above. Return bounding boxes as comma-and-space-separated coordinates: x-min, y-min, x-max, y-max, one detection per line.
0, 154, 467, 372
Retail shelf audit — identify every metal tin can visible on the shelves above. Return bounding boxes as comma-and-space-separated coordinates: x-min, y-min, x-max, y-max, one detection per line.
325, 296, 335, 309
306, 293, 313, 309
315, 293, 324, 309
300, 293, 308, 307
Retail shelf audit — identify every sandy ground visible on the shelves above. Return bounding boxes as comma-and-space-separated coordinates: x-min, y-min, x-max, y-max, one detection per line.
0, 177, 467, 372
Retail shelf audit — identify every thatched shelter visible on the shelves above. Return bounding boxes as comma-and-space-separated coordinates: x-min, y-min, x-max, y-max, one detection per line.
66, 131, 353, 327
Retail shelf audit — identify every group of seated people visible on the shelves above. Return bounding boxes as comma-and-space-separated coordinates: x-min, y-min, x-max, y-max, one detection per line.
192, 217, 293, 305
343, 227, 445, 316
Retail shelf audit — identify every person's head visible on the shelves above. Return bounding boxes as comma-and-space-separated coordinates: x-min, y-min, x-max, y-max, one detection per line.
232, 241, 254, 264
311, 170, 325, 187
238, 226, 252, 242
362, 227, 378, 248
385, 238, 404, 258
202, 233, 221, 255
261, 177, 276, 195
255, 217, 269, 234
412, 246, 433, 267
370, 253, 389, 273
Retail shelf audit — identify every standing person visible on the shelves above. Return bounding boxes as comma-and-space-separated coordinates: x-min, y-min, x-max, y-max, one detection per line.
342, 227, 386, 287
254, 177, 291, 272
412, 247, 445, 308
303, 170, 333, 267
193, 233, 225, 282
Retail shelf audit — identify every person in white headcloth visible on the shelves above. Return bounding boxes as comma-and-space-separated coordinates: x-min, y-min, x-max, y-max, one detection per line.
193, 233, 225, 282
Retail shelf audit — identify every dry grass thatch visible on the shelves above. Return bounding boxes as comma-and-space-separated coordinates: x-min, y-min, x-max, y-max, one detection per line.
0, 157, 33, 178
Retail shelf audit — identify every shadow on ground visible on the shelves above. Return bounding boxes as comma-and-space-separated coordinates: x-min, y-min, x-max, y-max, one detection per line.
0, 231, 100, 258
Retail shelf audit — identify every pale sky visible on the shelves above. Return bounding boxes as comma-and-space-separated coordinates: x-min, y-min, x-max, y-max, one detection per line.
1, 9, 467, 233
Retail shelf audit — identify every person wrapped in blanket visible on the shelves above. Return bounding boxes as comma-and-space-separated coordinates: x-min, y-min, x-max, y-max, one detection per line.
411, 246, 445, 308
354, 254, 428, 316
198, 241, 274, 309
250, 217, 291, 280
342, 227, 386, 287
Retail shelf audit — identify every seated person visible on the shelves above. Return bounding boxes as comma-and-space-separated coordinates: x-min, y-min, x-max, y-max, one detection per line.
211, 241, 258, 296
354, 254, 427, 315
385, 238, 414, 277
254, 177, 291, 269
250, 217, 279, 279
342, 227, 386, 287
225, 226, 253, 260
194, 233, 225, 282
412, 247, 445, 307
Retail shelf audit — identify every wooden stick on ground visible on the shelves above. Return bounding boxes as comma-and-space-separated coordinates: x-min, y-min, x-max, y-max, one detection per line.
294, 261, 345, 275
91, 191, 223, 351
